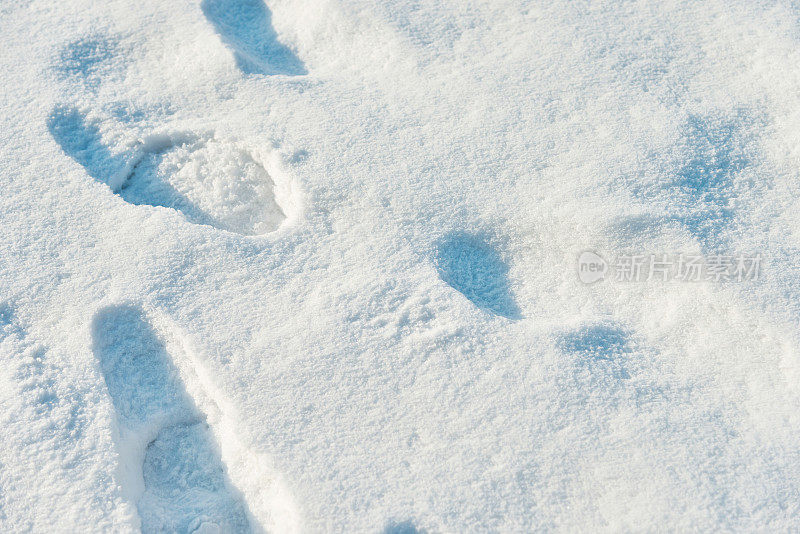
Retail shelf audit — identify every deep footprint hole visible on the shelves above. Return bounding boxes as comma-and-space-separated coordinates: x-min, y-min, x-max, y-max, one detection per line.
120, 135, 287, 236
141, 422, 250, 533
92, 305, 253, 533
48, 106, 292, 236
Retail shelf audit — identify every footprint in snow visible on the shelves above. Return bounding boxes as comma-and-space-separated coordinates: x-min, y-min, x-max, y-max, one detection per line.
93, 305, 251, 533
93, 305, 301, 532
201, 0, 306, 76
434, 231, 521, 319
48, 106, 296, 235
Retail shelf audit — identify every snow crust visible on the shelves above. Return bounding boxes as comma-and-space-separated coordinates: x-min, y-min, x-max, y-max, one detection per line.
3, 0, 800, 531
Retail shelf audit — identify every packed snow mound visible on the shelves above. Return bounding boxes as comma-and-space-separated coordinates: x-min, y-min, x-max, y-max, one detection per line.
4, 0, 800, 532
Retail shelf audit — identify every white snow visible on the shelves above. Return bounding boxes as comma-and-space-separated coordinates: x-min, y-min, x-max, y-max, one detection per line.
3, 0, 800, 531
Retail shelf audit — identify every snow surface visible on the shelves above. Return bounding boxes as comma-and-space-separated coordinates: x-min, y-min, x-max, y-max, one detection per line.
3, 0, 800, 531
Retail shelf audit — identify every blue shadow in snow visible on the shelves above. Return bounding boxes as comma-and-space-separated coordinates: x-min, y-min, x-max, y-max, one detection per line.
48, 106, 208, 224
673, 113, 750, 247
92, 305, 193, 424
92, 304, 251, 533
665, 112, 753, 249
621, 112, 755, 251
47, 105, 127, 185
434, 232, 521, 319
0, 303, 14, 329
117, 148, 229, 231
105, 101, 175, 125
384, 519, 424, 534
56, 35, 119, 90
677, 114, 749, 200
106, 102, 149, 124
201, 0, 306, 76
557, 323, 632, 360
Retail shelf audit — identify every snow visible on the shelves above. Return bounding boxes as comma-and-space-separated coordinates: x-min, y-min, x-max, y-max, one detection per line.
3, 0, 800, 531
